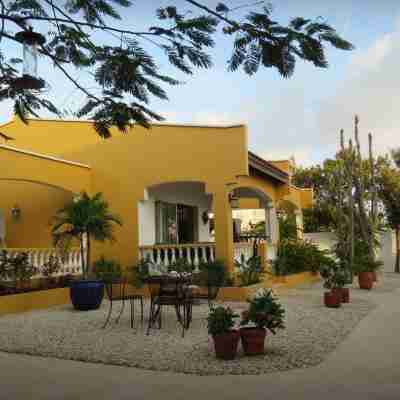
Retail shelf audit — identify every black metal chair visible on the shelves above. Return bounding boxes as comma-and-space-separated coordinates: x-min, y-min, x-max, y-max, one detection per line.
102, 277, 144, 329
189, 265, 223, 307
146, 276, 193, 338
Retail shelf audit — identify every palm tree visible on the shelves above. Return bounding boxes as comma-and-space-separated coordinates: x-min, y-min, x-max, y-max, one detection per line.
52, 192, 122, 279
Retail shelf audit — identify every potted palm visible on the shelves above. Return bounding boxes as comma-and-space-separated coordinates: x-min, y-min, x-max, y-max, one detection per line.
353, 258, 382, 290
52, 192, 122, 311
320, 262, 347, 307
240, 288, 285, 356
207, 305, 240, 360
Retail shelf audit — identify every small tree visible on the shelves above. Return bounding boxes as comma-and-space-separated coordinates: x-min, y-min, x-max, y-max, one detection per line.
52, 192, 122, 279
377, 167, 400, 273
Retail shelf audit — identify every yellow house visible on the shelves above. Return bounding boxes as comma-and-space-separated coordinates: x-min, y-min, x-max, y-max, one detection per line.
0, 117, 312, 275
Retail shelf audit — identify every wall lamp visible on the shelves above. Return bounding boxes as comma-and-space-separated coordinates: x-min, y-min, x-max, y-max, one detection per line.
11, 204, 21, 221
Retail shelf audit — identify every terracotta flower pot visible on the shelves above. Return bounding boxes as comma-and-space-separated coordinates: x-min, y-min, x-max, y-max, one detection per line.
372, 271, 377, 282
358, 272, 373, 290
212, 330, 240, 360
240, 327, 266, 356
340, 287, 350, 303
324, 291, 341, 308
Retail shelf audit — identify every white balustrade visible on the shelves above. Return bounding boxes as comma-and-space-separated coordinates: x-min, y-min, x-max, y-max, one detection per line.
1, 248, 83, 279
234, 242, 253, 264
139, 243, 216, 269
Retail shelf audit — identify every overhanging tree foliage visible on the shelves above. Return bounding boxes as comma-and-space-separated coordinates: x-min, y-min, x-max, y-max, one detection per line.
0, 1, 353, 136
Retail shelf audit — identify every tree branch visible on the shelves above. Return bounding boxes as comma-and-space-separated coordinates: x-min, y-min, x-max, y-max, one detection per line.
0, 13, 168, 37
40, 46, 99, 102
184, 0, 239, 27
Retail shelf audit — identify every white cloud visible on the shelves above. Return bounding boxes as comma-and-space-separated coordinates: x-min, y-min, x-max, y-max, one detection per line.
349, 33, 393, 74
317, 21, 400, 158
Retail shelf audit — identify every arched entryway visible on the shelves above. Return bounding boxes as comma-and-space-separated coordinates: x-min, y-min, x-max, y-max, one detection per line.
229, 185, 279, 264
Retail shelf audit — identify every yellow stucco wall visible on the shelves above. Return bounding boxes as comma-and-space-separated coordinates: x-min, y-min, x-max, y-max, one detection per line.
299, 187, 313, 209
1, 120, 253, 272
0, 117, 107, 157
238, 198, 261, 209
65, 124, 249, 271
0, 118, 309, 274
234, 174, 285, 203
0, 145, 92, 194
0, 181, 73, 247
269, 160, 292, 175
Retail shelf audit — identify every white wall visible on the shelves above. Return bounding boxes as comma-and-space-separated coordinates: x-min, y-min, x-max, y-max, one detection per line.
376, 231, 396, 273
232, 209, 265, 230
304, 232, 337, 252
304, 231, 397, 273
138, 182, 213, 246
138, 200, 156, 246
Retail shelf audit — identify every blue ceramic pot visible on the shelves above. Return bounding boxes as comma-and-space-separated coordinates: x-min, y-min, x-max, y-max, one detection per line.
70, 280, 104, 311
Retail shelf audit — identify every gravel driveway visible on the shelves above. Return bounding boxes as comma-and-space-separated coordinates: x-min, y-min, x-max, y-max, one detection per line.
0, 277, 389, 376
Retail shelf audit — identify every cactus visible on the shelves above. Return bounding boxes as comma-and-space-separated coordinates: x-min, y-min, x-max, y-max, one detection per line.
335, 116, 379, 273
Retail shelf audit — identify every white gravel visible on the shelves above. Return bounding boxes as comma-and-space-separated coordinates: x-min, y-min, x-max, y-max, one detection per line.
0, 275, 394, 376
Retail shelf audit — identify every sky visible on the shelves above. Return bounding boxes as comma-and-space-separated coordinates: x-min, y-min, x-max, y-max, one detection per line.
2, 0, 400, 167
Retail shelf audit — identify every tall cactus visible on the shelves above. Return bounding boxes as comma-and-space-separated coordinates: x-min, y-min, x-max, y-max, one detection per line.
334, 116, 378, 272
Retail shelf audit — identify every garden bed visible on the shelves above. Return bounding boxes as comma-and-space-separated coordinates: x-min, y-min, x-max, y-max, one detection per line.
0, 287, 70, 316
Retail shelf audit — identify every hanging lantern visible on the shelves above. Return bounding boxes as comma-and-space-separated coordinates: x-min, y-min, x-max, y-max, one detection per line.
14, 27, 46, 90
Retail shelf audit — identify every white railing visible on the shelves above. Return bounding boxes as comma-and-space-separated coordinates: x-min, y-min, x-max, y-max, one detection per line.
2, 248, 83, 277
234, 242, 253, 264
140, 243, 216, 271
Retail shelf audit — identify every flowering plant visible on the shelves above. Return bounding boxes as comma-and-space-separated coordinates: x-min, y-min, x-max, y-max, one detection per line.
241, 288, 285, 333
207, 304, 239, 336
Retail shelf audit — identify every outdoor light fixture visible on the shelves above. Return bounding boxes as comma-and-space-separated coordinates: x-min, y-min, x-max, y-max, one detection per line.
14, 26, 46, 90
229, 193, 240, 209
11, 205, 21, 221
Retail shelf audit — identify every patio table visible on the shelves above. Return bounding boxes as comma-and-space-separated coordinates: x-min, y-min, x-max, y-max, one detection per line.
144, 274, 194, 337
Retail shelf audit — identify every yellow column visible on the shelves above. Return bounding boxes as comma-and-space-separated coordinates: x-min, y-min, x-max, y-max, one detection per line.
212, 189, 234, 276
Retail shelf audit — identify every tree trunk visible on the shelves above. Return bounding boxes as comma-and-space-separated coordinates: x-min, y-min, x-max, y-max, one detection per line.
86, 232, 91, 279
80, 233, 86, 279
395, 228, 400, 273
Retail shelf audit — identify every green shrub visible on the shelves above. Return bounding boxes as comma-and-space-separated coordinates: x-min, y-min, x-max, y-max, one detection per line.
352, 258, 383, 273
207, 305, 239, 336
93, 257, 122, 283
128, 258, 152, 288
320, 262, 347, 290
241, 288, 285, 333
235, 254, 263, 286
168, 258, 193, 274
199, 259, 227, 287
41, 256, 61, 279
0, 250, 37, 290
272, 238, 334, 276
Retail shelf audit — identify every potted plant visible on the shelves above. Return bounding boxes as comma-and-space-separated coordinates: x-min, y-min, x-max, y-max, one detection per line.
320, 262, 347, 307
240, 288, 285, 356
207, 305, 240, 360
52, 192, 122, 311
353, 258, 382, 290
